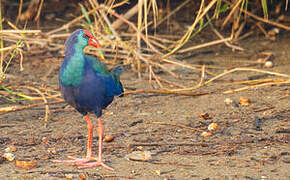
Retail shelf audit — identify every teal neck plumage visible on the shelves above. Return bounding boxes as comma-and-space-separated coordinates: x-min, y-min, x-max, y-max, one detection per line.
60, 30, 122, 89
61, 42, 85, 87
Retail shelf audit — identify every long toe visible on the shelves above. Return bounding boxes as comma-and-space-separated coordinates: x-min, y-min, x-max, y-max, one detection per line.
52, 156, 92, 165
77, 161, 114, 171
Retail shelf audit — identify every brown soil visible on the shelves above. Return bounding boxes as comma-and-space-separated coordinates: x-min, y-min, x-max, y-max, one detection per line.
1, 33, 290, 179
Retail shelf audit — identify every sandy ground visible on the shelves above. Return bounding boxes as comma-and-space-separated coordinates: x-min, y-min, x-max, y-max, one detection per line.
0, 32, 290, 179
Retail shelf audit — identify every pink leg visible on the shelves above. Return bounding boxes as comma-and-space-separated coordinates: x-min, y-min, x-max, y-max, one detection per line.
97, 117, 104, 162
77, 117, 114, 170
85, 114, 93, 158
52, 115, 114, 170
52, 114, 95, 164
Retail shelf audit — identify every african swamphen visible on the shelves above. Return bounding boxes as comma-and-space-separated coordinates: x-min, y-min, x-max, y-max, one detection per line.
53, 29, 123, 170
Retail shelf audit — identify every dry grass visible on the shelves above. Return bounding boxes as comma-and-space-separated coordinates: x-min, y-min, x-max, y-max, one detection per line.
0, 0, 289, 126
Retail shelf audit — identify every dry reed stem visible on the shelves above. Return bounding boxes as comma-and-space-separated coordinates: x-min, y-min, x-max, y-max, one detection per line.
1, 1, 289, 122
154, 0, 191, 29
169, 67, 290, 92
0, 30, 41, 34
233, 21, 246, 40
222, 0, 290, 31
45, 7, 101, 36
161, 58, 217, 77
34, 0, 44, 22
102, 4, 161, 54
223, 79, 290, 94
138, 53, 178, 77
0, 86, 209, 116
155, 76, 186, 89
222, 0, 242, 29
15, 0, 23, 25
169, 67, 205, 92
0, 99, 64, 115
137, 0, 143, 53
204, 68, 290, 86
198, 65, 206, 87
178, 37, 232, 53
149, 38, 169, 51
227, 78, 286, 85
18, 48, 24, 71
144, 73, 186, 89
11, 86, 50, 127
149, 66, 166, 89
124, 89, 210, 97
112, 3, 139, 30
164, 0, 217, 57
148, 65, 153, 87
244, 7, 290, 31
0, 45, 20, 52
256, 22, 268, 37
83, 4, 176, 79
7, 20, 21, 31
148, 34, 177, 44
92, 1, 120, 41
206, 14, 244, 51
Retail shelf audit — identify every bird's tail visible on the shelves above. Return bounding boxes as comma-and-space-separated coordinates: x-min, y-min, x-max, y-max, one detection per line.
111, 66, 124, 97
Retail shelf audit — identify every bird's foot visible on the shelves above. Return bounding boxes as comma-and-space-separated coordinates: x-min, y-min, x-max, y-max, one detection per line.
52, 156, 113, 170
77, 161, 114, 171
52, 156, 95, 165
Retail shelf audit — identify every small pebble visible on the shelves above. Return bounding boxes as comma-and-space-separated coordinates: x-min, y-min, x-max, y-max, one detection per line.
4, 146, 17, 152
208, 123, 218, 131
15, 160, 37, 169
224, 98, 233, 105
239, 97, 250, 106
3, 153, 15, 161
157, 111, 163, 114
47, 147, 59, 155
137, 112, 152, 116
200, 113, 210, 120
125, 151, 152, 161
103, 135, 115, 142
201, 131, 212, 137
264, 61, 273, 68
154, 170, 161, 176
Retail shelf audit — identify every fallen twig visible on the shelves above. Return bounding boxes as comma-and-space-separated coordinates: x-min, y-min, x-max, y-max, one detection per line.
224, 79, 290, 94
170, 68, 290, 92
0, 99, 64, 115
124, 89, 210, 97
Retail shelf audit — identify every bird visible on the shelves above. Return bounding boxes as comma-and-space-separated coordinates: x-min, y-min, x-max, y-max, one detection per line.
53, 29, 123, 170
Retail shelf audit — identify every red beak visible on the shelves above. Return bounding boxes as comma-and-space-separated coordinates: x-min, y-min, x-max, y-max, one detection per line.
83, 30, 102, 48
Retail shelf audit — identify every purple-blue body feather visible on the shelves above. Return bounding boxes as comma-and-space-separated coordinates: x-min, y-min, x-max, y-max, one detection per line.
59, 29, 123, 117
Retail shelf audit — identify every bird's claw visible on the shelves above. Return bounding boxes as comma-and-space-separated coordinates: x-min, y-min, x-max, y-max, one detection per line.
77, 161, 114, 171
52, 156, 113, 170
52, 156, 91, 165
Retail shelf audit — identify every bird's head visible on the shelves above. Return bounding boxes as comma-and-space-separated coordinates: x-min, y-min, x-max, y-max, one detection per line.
65, 29, 101, 55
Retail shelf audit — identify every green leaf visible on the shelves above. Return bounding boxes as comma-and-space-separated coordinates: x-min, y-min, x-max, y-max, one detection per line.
261, 0, 268, 19
79, 3, 92, 25
219, 4, 229, 13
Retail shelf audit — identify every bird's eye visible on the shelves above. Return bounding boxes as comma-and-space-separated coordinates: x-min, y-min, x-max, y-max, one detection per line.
83, 34, 89, 38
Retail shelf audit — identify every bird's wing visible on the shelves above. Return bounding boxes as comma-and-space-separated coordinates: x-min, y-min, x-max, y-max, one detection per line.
84, 55, 111, 76
84, 55, 123, 97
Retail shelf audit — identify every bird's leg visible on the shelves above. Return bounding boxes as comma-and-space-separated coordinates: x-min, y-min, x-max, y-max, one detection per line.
85, 114, 93, 158
77, 117, 114, 170
52, 116, 114, 170
65, 114, 96, 161
97, 117, 104, 162
52, 114, 94, 164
